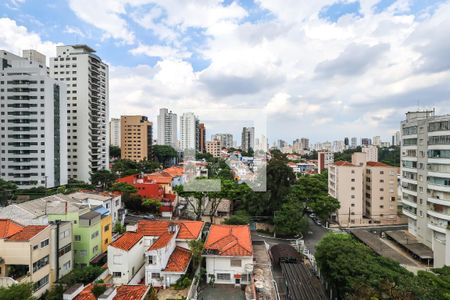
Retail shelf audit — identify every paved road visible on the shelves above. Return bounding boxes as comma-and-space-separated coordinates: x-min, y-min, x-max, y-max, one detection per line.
303, 217, 328, 254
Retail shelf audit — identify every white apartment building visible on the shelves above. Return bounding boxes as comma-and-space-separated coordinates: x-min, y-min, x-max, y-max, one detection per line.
0, 50, 67, 188
362, 145, 379, 162
50, 45, 109, 183
401, 110, 450, 267
157, 108, 177, 148
373, 136, 381, 146
351, 137, 358, 148
212, 133, 234, 149
109, 118, 120, 147
180, 112, 197, 151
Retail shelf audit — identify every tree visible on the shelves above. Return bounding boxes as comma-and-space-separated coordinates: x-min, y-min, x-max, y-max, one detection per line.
152, 145, 177, 167
90, 170, 117, 190
309, 194, 340, 221
274, 199, 308, 236
379, 146, 400, 167
0, 179, 17, 207
223, 210, 250, 225
109, 145, 121, 160
110, 182, 137, 202
113, 222, 126, 234
188, 239, 204, 270
123, 194, 145, 212
92, 284, 107, 298
175, 185, 208, 220
59, 265, 104, 286
44, 284, 64, 300
142, 198, 161, 213
111, 159, 140, 177
0, 283, 35, 300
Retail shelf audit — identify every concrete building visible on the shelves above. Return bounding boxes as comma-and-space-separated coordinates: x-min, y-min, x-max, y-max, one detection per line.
180, 112, 197, 152
203, 225, 253, 286
362, 145, 379, 162
22, 49, 46, 67
206, 139, 221, 158
198, 123, 206, 153
157, 108, 177, 149
300, 138, 310, 150
241, 127, 255, 153
0, 50, 67, 188
361, 138, 371, 146
109, 118, 121, 147
120, 115, 152, 162
212, 133, 233, 149
400, 110, 450, 267
373, 136, 381, 146
50, 45, 109, 183
318, 151, 334, 174
351, 137, 358, 148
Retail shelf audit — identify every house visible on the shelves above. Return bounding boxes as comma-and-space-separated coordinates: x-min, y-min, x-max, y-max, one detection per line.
0, 220, 52, 298
107, 220, 204, 287
63, 283, 150, 300
49, 220, 73, 281
203, 225, 253, 286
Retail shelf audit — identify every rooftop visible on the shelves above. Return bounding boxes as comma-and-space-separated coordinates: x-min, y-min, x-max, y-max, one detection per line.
110, 232, 143, 251
366, 161, 394, 167
204, 225, 252, 256
137, 220, 203, 240
0, 219, 24, 238
115, 285, 150, 300
148, 231, 175, 251
7, 225, 47, 241
334, 161, 355, 167
80, 210, 101, 220
163, 246, 192, 273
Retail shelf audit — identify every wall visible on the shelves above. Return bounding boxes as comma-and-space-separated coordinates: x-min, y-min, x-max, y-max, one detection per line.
205, 256, 253, 284
101, 215, 112, 253
108, 239, 145, 285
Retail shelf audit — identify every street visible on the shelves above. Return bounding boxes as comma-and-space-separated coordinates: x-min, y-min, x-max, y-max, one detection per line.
303, 217, 328, 254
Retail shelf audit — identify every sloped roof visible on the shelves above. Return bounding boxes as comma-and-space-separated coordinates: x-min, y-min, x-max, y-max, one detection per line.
334, 161, 355, 167
74, 283, 113, 300
163, 166, 185, 177
0, 219, 24, 238
115, 285, 150, 300
110, 232, 143, 251
163, 246, 192, 273
204, 225, 252, 256
366, 161, 392, 167
148, 231, 175, 250
137, 220, 203, 240
7, 225, 47, 241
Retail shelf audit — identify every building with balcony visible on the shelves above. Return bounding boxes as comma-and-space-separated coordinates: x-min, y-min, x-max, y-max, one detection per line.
157, 108, 177, 149
0, 49, 67, 189
109, 118, 121, 147
50, 45, 109, 183
120, 115, 152, 162
400, 110, 450, 267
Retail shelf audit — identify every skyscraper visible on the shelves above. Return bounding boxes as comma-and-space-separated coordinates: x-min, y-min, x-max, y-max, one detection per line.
180, 112, 197, 151
212, 133, 233, 149
109, 118, 120, 147
120, 115, 152, 162
300, 138, 309, 150
50, 45, 109, 183
373, 136, 381, 146
157, 108, 177, 148
198, 123, 206, 153
241, 127, 255, 153
351, 137, 357, 148
400, 110, 450, 267
0, 50, 67, 188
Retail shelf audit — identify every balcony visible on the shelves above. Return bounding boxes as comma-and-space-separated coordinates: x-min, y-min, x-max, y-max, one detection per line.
402, 208, 417, 220
402, 198, 417, 208
428, 183, 450, 193
427, 209, 450, 221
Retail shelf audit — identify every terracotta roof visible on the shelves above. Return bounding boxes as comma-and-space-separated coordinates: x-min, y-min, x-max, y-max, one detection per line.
163, 166, 184, 177
204, 225, 252, 256
7, 225, 47, 241
115, 285, 149, 300
334, 161, 355, 167
366, 161, 392, 167
74, 283, 113, 300
163, 246, 192, 273
148, 231, 175, 250
0, 219, 24, 238
110, 232, 143, 251
145, 174, 172, 184
137, 220, 203, 240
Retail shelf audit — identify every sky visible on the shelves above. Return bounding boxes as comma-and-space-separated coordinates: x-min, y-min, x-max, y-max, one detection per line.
1, 0, 449, 145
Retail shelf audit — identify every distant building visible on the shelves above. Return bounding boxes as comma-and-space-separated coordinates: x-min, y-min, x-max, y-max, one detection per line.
198, 123, 206, 153
212, 134, 233, 149
120, 116, 152, 162
318, 152, 334, 174
180, 112, 197, 152
206, 139, 222, 158
361, 138, 371, 146
157, 108, 177, 149
344, 137, 349, 148
241, 127, 255, 153
351, 137, 357, 148
362, 145, 378, 162
373, 136, 381, 146
109, 118, 121, 147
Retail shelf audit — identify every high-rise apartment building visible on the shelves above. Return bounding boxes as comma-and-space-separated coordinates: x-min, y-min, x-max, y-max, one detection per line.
157, 108, 177, 148
361, 138, 371, 146
120, 116, 152, 161
180, 112, 197, 151
212, 133, 233, 149
400, 110, 450, 267
351, 137, 357, 148
109, 118, 120, 147
300, 138, 309, 150
362, 145, 378, 162
206, 139, 221, 158
318, 151, 334, 174
241, 127, 255, 153
198, 123, 206, 153
0, 50, 67, 188
50, 45, 109, 183
373, 136, 381, 146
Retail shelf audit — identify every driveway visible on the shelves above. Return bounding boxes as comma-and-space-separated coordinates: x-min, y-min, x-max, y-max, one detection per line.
198, 284, 245, 300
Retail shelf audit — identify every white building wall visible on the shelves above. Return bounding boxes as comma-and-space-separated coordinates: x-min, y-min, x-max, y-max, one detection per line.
108, 239, 145, 285
205, 256, 253, 284
109, 118, 120, 147
180, 112, 197, 151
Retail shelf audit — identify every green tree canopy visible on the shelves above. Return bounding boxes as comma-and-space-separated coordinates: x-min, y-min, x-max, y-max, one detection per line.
90, 169, 117, 190
274, 199, 308, 236
0, 178, 17, 207
109, 145, 121, 159
153, 145, 178, 167
0, 283, 35, 300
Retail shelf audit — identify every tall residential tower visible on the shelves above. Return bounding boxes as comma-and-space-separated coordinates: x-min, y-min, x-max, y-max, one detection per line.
157, 108, 177, 148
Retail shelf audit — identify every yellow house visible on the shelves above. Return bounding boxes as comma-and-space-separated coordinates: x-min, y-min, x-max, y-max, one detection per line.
100, 214, 112, 253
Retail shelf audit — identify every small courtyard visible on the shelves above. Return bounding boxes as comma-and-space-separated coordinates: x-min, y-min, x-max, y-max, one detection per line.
197, 284, 246, 300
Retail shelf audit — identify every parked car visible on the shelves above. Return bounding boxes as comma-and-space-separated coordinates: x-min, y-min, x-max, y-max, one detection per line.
143, 214, 155, 220
309, 213, 316, 218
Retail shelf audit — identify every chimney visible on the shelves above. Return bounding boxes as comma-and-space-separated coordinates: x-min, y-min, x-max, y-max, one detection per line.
63, 284, 84, 300
98, 287, 117, 300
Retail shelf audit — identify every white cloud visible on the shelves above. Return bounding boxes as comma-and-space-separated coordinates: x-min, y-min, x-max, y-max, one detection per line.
130, 44, 191, 59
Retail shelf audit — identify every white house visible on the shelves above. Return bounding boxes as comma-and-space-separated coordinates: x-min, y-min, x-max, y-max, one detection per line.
68, 192, 123, 225
203, 225, 253, 286
107, 220, 203, 287
107, 232, 145, 285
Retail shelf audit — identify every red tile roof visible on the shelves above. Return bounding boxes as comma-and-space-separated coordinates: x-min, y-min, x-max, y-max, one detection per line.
148, 231, 175, 251
145, 174, 172, 184
204, 225, 252, 256
163, 166, 185, 177
115, 285, 149, 300
0, 219, 24, 238
74, 283, 113, 300
334, 161, 355, 167
137, 220, 203, 240
7, 225, 47, 241
110, 232, 143, 251
163, 246, 192, 273
366, 161, 392, 167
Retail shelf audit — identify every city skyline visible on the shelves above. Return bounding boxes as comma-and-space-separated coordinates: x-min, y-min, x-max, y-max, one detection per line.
1, 1, 449, 141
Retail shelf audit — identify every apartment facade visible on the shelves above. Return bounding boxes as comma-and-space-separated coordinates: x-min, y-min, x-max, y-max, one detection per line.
109, 118, 120, 147
120, 115, 152, 161
157, 108, 177, 148
401, 110, 450, 267
206, 139, 221, 158
241, 127, 255, 153
318, 151, 334, 174
198, 123, 206, 153
212, 133, 233, 149
362, 145, 379, 162
180, 112, 197, 152
0, 50, 67, 188
50, 45, 109, 183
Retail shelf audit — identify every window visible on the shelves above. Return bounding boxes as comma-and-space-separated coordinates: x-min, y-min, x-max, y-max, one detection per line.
151, 273, 160, 279
113, 272, 121, 277
58, 244, 72, 257
230, 259, 242, 267
33, 255, 49, 272
63, 261, 71, 271
33, 244, 38, 250
148, 256, 155, 264
74, 235, 81, 241
40, 239, 49, 248
93, 245, 98, 253
91, 231, 99, 239
241, 273, 251, 282
61, 229, 70, 238
34, 275, 49, 291
79, 250, 87, 257
351, 178, 355, 182
216, 273, 231, 281
104, 224, 110, 232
